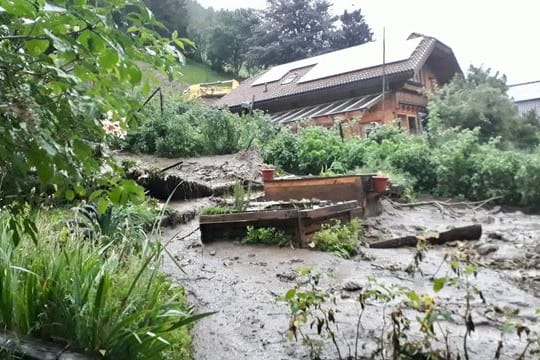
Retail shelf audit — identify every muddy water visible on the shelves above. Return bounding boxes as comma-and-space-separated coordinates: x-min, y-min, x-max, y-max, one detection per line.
162, 201, 540, 360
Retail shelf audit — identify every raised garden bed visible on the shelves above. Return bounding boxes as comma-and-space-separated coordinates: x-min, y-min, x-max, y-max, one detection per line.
199, 200, 362, 247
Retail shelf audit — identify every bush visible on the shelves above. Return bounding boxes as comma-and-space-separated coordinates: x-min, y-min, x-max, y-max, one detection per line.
0, 214, 208, 359
516, 154, 540, 208
311, 219, 361, 258
124, 98, 277, 158
296, 127, 345, 175
242, 226, 293, 247
262, 128, 301, 174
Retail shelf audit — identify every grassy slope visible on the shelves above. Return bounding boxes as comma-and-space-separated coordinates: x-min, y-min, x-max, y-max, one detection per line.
179, 58, 230, 84
140, 59, 231, 96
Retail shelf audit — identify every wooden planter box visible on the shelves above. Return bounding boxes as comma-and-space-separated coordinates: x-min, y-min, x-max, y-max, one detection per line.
199, 200, 362, 247
263, 174, 381, 217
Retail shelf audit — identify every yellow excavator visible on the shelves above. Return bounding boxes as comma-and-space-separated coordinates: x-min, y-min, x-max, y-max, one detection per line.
184, 79, 239, 99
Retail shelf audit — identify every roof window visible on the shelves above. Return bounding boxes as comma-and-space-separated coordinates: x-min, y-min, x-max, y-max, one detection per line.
281, 73, 297, 85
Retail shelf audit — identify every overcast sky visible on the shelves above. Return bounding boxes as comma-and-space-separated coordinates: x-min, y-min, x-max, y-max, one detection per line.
197, 0, 540, 84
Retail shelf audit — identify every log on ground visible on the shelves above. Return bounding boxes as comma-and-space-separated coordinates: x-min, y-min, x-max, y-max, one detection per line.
369, 224, 482, 249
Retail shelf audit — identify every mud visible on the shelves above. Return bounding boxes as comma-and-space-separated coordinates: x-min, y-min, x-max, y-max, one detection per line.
117, 150, 264, 200
162, 200, 540, 360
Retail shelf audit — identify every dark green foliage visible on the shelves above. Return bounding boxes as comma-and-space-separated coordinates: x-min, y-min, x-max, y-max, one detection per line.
261, 123, 540, 209
262, 129, 301, 174
143, 0, 188, 38
428, 65, 540, 147
312, 219, 361, 258
205, 9, 260, 75
242, 226, 293, 247
0, 0, 184, 213
246, 0, 372, 68
331, 9, 373, 50
124, 99, 275, 157
296, 127, 345, 175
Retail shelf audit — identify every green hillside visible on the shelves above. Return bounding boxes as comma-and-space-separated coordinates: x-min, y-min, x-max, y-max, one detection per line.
179, 58, 231, 84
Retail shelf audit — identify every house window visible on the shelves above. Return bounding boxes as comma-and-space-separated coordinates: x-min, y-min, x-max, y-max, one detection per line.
408, 116, 418, 134
362, 122, 379, 137
281, 73, 297, 85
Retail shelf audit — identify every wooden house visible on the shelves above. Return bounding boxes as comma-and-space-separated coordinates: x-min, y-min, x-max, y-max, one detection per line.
216, 34, 461, 137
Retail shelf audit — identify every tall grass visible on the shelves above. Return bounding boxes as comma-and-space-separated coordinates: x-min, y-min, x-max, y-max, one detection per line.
0, 214, 209, 359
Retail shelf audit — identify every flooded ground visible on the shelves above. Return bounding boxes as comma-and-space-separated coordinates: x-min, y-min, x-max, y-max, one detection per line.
162, 199, 540, 360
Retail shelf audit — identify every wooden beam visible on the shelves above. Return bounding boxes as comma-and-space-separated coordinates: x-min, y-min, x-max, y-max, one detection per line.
0, 332, 100, 360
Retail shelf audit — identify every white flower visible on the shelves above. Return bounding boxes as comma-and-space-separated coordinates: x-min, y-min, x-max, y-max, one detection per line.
101, 119, 127, 139
106, 110, 114, 120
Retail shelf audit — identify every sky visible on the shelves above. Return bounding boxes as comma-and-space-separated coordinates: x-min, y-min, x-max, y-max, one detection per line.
197, 0, 540, 85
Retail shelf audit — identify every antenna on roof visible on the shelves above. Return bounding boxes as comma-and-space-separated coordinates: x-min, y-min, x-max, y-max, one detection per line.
382, 27, 386, 113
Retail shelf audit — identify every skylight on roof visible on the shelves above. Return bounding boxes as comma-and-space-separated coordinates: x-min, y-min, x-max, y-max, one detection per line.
281, 73, 297, 85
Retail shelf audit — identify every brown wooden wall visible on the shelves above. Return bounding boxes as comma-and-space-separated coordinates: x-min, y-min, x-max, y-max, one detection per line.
283, 63, 440, 137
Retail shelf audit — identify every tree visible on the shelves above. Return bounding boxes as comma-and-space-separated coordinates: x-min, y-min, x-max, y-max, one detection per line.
143, 0, 189, 38
428, 66, 539, 148
246, 0, 336, 68
331, 9, 373, 50
205, 9, 259, 75
0, 0, 184, 216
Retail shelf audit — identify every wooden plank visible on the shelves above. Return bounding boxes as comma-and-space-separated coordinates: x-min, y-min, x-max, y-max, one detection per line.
200, 209, 299, 223
264, 175, 364, 203
298, 201, 359, 219
0, 332, 100, 360
265, 175, 361, 188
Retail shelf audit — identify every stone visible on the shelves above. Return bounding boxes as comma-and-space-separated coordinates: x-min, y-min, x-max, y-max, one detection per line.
477, 244, 499, 256
342, 280, 363, 292
488, 232, 507, 241
209, 250, 216, 256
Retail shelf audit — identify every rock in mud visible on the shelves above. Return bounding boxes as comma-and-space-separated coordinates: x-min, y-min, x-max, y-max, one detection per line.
477, 244, 499, 256
342, 280, 363, 292
276, 272, 297, 282
488, 231, 508, 242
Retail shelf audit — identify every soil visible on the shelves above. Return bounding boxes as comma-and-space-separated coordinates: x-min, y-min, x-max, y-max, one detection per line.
162, 200, 540, 360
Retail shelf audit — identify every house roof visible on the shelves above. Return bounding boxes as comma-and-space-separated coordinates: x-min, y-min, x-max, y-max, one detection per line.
216, 34, 460, 110
508, 81, 540, 102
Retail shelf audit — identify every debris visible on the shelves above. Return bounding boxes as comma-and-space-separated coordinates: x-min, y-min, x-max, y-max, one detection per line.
342, 280, 363, 292
369, 224, 482, 249
276, 272, 297, 282
209, 250, 216, 256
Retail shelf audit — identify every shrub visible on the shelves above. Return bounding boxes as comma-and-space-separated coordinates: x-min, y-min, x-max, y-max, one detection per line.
124, 98, 277, 158
242, 226, 293, 247
311, 219, 361, 258
516, 154, 540, 208
296, 127, 345, 175
262, 128, 301, 174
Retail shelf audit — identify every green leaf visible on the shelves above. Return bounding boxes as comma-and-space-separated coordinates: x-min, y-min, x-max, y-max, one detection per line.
97, 198, 109, 215
0, 0, 36, 17
65, 189, 75, 201
433, 277, 447, 292
405, 290, 420, 302
99, 48, 119, 70
127, 63, 142, 85
25, 39, 50, 56
285, 289, 296, 301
